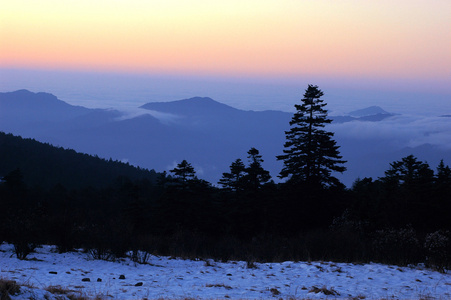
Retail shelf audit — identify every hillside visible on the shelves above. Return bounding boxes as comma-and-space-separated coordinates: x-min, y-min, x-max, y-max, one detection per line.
0, 132, 159, 189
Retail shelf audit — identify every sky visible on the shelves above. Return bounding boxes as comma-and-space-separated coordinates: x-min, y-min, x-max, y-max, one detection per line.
1, 0, 450, 112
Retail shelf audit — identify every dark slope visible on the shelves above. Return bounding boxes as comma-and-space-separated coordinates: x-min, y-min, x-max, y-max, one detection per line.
0, 132, 159, 189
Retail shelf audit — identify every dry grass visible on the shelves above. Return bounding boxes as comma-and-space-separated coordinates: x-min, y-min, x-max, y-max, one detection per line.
203, 259, 215, 267
350, 296, 366, 300
45, 285, 76, 294
269, 287, 281, 296
0, 278, 21, 300
246, 260, 258, 269
44, 285, 92, 300
308, 285, 340, 296
205, 283, 233, 290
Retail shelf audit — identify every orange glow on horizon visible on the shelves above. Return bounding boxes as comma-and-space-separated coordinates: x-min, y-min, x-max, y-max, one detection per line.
1, 0, 450, 80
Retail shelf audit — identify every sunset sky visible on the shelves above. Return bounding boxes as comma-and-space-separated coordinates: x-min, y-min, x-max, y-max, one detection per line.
1, 0, 450, 83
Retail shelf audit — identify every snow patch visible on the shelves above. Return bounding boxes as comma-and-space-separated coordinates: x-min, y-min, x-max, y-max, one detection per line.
1, 243, 450, 299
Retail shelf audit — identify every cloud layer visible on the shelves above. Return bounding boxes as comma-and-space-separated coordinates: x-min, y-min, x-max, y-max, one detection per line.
332, 114, 451, 150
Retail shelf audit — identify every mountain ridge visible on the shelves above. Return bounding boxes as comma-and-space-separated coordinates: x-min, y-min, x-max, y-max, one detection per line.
1, 89, 449, 186
0, 89, 88, 111
140, 96, 240, 116
348, 105, 391, 117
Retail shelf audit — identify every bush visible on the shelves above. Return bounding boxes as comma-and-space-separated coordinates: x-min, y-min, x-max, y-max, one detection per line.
373, 226, 422, 265
308, 285, 340, 296
83, 221, 132, 261
0, 279, 21, 300
5, 211, 41, 260
13, 241, 37, 260
424, 230, 450, 272
46, 215, 77, 254
299, 228, 369, 263
87, 247, 115, 261
130, 250, 152, 264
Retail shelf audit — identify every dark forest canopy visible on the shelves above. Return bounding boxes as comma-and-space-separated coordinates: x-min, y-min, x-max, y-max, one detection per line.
0, 131, 160, 189
1, 130, 450, 267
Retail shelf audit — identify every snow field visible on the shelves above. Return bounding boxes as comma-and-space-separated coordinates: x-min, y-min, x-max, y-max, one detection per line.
1, 243, 450, 299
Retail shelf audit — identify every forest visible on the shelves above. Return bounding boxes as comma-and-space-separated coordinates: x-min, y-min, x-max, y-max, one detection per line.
1, 85, 450, 272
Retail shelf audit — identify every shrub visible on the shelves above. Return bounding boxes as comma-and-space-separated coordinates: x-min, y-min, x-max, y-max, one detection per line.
83, 221, 132, 261
424, 230, 450, 272
6, 212, 40, 260
13, 241, 37, 260
47, 215, 77, 254
246, 259, 257, 269
87, 247, 115, 261
0, 279, 21, 300
309, 285, 340, 296
373, 226, 422, 265
299, 228, 369, 263
130, 250, 152, 264
205, 283, 232, 290
269, 287, 280, 296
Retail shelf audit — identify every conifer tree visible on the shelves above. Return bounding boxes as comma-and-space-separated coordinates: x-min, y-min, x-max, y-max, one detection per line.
219, 158, 246, 191
436, 159, 451, 186
170, 160, 196, 183
277, 85, 346, 187
384, 155, 433, 188
433, 160, 451, 229
243, 147, 271, 190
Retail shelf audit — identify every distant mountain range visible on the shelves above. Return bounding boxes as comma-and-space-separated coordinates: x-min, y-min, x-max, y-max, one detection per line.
1, 90, 449, 186
348, 106, 391, 117
330, 106, 394, 123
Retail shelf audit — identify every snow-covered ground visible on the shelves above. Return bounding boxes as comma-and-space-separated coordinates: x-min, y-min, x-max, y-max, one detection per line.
1, 243, 450, 299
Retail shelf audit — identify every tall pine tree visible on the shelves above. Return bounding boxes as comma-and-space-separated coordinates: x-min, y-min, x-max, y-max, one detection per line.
277, 85, 346, 187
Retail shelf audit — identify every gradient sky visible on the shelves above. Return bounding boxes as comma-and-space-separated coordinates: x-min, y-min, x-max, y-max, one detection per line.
1, 0, 450, 82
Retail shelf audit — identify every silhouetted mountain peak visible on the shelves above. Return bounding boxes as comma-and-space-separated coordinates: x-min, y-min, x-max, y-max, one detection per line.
348, 106, 390, 117
0, 90, 92, 124
0, 90, 84, 110
331, 106, 394, 123
140, 97, 238, 115
13, 89, 35, 95
2, 89, 53, 101
184, 96, 216, 103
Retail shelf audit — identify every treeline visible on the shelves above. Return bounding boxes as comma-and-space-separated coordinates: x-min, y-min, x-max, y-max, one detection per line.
1, 151, 450, 270
0, 132, 159, 189
1, 85, 450, 272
